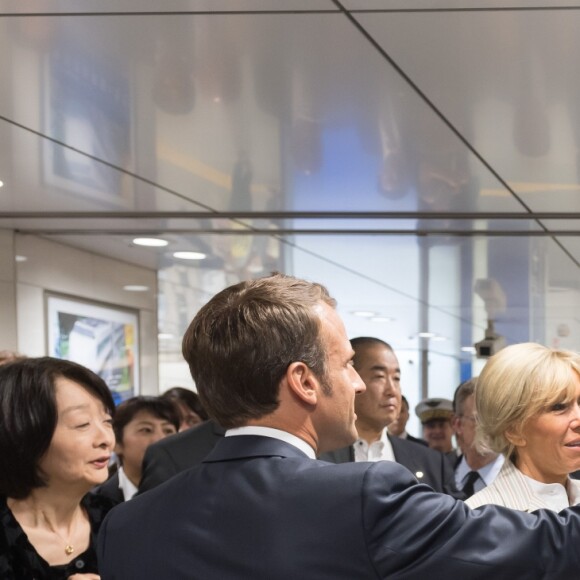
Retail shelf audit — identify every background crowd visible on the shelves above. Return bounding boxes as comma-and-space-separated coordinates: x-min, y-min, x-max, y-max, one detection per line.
2, 274, 580, 579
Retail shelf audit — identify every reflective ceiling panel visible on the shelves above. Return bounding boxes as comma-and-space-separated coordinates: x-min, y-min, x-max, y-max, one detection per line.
3, 2, 580, 399
0, 10, 544, 217
356, 7, 580, 213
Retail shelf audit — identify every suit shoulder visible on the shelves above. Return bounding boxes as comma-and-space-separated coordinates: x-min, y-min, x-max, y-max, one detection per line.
392, 436, 442, 461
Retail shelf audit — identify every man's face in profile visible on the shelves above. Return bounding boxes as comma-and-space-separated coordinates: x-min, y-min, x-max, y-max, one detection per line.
314, 303, 365, 453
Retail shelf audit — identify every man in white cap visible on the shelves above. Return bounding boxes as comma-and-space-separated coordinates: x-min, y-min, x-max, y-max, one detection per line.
415, 397, 455, 459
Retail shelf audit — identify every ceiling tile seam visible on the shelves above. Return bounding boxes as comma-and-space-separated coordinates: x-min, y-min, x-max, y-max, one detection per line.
0, 10, 341, 18
2, 211, 580, 219
347, 6, 580, 14
14, 228, 580, 237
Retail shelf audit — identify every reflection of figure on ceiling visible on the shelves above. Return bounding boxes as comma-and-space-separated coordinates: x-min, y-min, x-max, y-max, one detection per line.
377, 116, 409, 200
229, 153, 253, 211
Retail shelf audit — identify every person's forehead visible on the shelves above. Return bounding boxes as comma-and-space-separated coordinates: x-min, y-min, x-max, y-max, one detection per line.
424, 419, 451, 428
128, 410, 169, 425
358, 344, 399, 369
318, 303, 349, 346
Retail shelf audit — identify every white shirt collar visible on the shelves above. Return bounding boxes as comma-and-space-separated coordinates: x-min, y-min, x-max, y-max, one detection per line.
455, 453, 505, 491
117, 466, 138, 501
225, 425, 316, 459
524, 474, 580, 511
354, 428, 395, 462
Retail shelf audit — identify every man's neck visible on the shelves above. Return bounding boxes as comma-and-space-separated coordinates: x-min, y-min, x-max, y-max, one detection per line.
355, 422, 384, 445
464, 449, 498, 471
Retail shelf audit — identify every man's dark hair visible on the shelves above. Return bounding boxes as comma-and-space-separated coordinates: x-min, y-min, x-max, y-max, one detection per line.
401, 395, 409, 410
113, 396, 180, 446
0, 357, 115, 499
350, 337, 393, 370
182, 273, 336, 429
452, 377, 478, 415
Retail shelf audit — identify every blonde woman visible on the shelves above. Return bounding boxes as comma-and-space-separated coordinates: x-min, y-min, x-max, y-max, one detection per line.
467, 343, 580, 512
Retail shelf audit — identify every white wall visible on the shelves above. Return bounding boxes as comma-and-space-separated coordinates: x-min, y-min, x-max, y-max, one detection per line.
0, 230, 18, 351
10, 233, 159, 395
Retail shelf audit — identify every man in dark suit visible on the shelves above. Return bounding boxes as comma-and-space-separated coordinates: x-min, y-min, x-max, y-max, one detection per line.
99, 274, 580, 579
138, 419, 225, 492
321, 337, 459, 497
390, 395, 428, 446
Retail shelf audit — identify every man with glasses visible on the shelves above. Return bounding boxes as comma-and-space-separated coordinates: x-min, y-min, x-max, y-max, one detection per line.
452, 378, 504, 497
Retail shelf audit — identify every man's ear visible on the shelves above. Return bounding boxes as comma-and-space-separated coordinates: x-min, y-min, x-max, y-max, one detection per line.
451, 415, 462, 435
285, 361, 319, 406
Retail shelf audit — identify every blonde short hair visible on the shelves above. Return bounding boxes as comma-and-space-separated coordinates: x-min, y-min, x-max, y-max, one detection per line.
475, 342, 580, 460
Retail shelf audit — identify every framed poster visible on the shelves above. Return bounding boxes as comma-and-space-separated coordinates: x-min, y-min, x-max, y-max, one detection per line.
46, 293, 139, 404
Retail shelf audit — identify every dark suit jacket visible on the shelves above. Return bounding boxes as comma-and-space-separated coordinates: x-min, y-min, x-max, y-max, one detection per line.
405, 433, 428, 446
99, 435, 580, 579
93, 472, 124, 504
138, 420, 225, 493
320, 434, 462, 497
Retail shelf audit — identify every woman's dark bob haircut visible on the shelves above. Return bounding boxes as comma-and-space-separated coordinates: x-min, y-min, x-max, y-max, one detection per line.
0, 356, 115, 499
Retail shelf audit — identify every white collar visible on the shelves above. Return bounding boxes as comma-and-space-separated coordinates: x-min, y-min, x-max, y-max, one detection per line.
524, 474, 580, 511
225, 425, 316, 459
456, 453, 505, 486
117, 466, 138, 501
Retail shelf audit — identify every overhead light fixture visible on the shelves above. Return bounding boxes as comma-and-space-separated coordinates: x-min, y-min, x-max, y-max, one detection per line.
132, 237, 169, 247
418, 332, 436, 338
461, 346, 477, 354
158, 333, 174, 340
371, 316, 394, 323
123, 285, 149, 292
0, 180, 4, 187
173, 251, 206, 260
15, 255, 27, 262
351, 310, 376, 318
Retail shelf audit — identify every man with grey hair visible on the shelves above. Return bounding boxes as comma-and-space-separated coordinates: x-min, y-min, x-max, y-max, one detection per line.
452, 378, 504, 498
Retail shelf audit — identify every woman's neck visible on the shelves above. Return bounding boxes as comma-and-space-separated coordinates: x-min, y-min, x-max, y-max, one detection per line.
8, 485, 85, 527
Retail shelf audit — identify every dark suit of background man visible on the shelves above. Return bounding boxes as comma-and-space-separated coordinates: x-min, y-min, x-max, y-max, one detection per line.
389, 394, 428, 446
321, 337, 459, 497
139, 419, 224, 492
99, 273, 580, 580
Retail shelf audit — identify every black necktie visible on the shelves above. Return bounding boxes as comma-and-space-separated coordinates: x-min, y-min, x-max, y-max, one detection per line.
462, 471, 480, 498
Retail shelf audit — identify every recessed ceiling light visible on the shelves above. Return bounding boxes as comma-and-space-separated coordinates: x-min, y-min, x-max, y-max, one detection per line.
461, 346, 477, 354
158, 333, 174, 340
0, 180, 4, 188
213, 96, 222, 104
123, 285, 149, 292
173, 251, 206, 260
371, 316, 394, 323
351, 310, 376, 318
418, 332, 436, 338
15, 255, 27, 262
132, 237, 169, 247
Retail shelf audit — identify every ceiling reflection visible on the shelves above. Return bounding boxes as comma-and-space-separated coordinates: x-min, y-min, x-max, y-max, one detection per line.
3, 2, 580, 407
